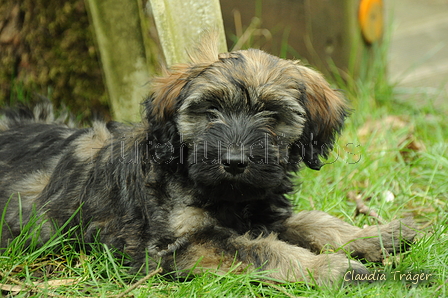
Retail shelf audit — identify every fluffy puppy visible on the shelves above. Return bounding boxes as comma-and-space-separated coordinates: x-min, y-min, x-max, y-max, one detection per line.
0, 37, 416, 285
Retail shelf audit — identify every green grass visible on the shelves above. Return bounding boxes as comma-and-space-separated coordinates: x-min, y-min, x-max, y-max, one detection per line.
2, 37, 448, 298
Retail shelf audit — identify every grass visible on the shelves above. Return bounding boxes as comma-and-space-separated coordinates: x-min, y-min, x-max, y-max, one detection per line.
1, 32, 448, 298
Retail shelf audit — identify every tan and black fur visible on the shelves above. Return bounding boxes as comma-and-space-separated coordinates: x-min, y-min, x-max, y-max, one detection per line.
0, 37, 415, 285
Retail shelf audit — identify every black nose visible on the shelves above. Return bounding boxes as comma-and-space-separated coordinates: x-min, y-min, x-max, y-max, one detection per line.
222, 152, 247, 175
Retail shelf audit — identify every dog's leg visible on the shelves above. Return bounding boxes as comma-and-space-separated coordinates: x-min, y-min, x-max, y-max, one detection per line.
169, 228, 367, 285
280, 211, 416, 262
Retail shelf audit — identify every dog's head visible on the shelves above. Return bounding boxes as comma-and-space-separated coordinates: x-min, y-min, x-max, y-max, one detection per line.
145, 37, 348, 202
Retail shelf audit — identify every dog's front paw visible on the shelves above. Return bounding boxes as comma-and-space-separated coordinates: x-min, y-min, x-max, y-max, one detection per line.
349, 218, 417, 262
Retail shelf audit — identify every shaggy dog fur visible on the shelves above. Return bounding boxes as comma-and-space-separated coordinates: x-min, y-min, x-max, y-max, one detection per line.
0, 38, 416, 285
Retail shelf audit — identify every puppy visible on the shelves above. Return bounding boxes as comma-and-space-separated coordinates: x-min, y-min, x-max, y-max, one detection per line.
0, 36, 415, 285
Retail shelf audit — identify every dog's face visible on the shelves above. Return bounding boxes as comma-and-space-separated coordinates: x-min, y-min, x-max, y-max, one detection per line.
146, 42, 348, 202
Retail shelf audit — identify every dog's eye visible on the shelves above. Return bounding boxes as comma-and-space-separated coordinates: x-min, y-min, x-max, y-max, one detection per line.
207, 106, 219, 112
295, 111, 305, 117
271, 112, 280, 120
206, 106, 220, 115
205, 106, 219, 120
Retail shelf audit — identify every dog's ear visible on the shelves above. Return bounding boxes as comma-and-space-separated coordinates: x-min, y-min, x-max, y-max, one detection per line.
143, 34, 220, 168
146, 32, 221, 124
294, 64, 349, 170
146, 64, 193, 124
143, 65, 197, 166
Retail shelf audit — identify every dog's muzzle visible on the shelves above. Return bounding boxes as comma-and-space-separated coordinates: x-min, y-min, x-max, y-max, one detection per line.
221, 149, 248, 175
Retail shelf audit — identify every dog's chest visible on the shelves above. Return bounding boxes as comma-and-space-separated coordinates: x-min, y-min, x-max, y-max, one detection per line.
168, 206, 216, 237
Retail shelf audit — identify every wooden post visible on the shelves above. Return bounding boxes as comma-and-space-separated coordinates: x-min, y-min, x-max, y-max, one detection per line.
85, 0, 152, 122
148, 0, 227, 66
86, 0, 226, 120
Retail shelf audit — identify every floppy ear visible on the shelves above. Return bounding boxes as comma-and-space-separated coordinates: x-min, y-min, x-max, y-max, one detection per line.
294, 64, 349, 170
143, 34, 220, 167
143, 64, 198, 166
145, 31, 221, 124
146, 64, 193, 124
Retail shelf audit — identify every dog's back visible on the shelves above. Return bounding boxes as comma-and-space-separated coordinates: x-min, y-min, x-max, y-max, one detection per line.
0, 102, 139, 248
0, 103, 74, 245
